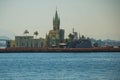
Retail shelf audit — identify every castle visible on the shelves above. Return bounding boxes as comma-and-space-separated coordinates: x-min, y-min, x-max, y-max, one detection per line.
6, 10, 65, 48
6, 9, 92, 48
46, 10, 65, 48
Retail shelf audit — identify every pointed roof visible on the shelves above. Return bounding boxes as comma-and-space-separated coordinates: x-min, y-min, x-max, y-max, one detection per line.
55, 10, 58, 18
53, 8, 60, 30
54, 9, 59, 21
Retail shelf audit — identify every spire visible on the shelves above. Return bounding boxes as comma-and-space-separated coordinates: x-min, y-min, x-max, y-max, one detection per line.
53, 8, 60, 30
55, 6, 59, 19
55, 9, 58, 20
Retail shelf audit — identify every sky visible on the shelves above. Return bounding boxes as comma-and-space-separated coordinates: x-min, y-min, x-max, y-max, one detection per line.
0, 0, 120, 40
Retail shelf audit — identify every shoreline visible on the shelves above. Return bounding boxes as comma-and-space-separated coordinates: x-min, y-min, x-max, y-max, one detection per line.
0, 47, 120, 53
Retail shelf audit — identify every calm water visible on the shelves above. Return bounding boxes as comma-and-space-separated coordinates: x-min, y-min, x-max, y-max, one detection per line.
0, 52, 120, 80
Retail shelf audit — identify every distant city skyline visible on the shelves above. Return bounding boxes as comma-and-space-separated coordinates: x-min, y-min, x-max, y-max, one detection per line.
0, 0, 120, 40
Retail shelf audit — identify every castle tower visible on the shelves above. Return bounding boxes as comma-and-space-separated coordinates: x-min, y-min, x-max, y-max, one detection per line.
48, 9, 64, 48
53, 10, 60, 30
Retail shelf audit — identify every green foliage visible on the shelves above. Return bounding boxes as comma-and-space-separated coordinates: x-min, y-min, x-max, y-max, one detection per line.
24, 30, 29, 36
68, 33, 74, 41
34, 31, 39, 36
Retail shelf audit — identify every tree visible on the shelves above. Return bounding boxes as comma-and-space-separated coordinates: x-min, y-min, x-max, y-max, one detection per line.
23, 30, 29, 47
81, 35, 85, 39
34, 31, 39, 38
68, 33, 74, 41
24, 30, 29, 36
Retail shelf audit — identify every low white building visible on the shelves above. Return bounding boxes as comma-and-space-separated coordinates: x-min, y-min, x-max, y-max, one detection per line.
33, 38, 44, 48
15, 36, 45, 48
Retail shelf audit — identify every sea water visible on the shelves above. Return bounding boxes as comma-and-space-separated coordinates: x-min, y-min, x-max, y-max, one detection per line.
0, 52, 120, 80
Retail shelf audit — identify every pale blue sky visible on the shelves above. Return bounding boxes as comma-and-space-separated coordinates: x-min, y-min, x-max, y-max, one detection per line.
0, 0, 120, 40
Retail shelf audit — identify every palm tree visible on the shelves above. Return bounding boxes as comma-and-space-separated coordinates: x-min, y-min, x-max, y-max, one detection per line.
24, 30, 29, 36
23, 30, 29, 47
34, 31, 39, 38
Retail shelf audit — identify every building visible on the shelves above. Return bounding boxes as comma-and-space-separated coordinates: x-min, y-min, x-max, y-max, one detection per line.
33, 38, 45, 48
6, 40, 15, 48
46, 10, 65, 48
15, 36, 45, 48
15, 36, 33, 48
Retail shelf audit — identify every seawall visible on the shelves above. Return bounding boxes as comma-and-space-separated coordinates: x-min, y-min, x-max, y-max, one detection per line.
0, 47, 120, 53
